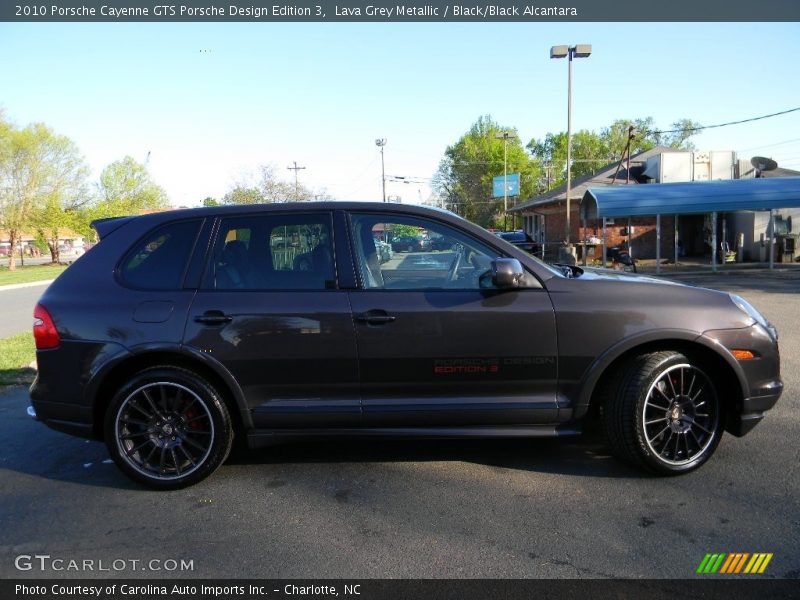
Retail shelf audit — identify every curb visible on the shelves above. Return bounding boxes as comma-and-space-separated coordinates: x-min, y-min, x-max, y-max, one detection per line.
0, 280, 54, 292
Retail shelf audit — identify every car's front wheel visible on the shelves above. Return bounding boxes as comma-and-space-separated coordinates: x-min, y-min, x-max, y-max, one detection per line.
104, 367, 233, 489
603, 351, 723, 474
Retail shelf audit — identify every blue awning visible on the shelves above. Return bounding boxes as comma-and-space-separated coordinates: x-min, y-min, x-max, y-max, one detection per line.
581, 177, 800, 219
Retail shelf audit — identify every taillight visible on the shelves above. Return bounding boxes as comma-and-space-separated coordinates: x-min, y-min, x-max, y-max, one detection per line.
33, 303, 60, 350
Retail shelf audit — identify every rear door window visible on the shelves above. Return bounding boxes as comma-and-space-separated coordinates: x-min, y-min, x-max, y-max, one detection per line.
207, 213, 335, 290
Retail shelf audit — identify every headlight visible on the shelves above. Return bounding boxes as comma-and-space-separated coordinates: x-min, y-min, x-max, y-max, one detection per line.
730, 294, 778, 342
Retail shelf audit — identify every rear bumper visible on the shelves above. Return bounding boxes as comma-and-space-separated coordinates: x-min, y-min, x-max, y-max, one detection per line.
30, 373, 96, 438
29, 340, 128, 441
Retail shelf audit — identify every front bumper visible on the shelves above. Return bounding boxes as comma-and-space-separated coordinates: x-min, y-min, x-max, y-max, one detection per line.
703, 324, 782, 437
729, 383, 783, 436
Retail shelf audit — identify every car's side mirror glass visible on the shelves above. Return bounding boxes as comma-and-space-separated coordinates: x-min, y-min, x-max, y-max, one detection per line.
491, 258, 525, 288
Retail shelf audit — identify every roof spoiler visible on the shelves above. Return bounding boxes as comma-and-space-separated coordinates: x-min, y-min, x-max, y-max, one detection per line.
90, 216, 136, 240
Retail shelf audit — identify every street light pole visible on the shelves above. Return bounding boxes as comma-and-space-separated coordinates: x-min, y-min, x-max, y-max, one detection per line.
551, 44, 591, 259
375, 138, 387, 202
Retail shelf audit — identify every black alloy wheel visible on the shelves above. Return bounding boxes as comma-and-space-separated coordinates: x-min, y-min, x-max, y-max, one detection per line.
105, 367, 233, 489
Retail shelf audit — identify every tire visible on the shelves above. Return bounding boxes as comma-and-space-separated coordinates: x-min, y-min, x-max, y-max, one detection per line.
104, 367, 233, 489
602, 351, 723, 474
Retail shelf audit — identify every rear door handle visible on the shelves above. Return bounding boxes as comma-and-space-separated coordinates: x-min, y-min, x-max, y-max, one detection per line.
356, 311, 396, 325
194, 311, 233, 326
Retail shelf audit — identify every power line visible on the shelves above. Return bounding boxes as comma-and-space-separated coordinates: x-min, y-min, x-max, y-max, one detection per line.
652, 107, 800, 135
739, 137, 800, 152
341, 156, 379, 198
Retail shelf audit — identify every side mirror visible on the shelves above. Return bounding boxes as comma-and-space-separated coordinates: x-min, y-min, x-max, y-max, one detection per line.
491, 258, 525, 289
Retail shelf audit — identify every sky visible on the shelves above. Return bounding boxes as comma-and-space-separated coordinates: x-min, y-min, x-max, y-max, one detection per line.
2, 21, 800, 207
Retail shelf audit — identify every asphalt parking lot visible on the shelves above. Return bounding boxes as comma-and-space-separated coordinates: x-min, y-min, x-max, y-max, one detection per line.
1, 269, 798, 580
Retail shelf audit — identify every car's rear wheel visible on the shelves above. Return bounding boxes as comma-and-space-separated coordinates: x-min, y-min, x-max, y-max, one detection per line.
104, 367, 233, 489
602, 351, 723, 474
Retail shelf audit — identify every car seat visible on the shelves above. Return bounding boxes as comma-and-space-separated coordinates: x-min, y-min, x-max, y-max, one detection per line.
218, 240, 251, 288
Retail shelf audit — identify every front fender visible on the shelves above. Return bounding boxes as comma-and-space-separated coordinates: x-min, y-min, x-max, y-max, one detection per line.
569, 328, 752, 420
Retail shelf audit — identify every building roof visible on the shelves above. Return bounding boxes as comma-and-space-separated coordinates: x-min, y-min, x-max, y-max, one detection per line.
510, 145, 684, 213
762, 166, 800, 178
738, 160, 800, 179
581, 176, 800, 219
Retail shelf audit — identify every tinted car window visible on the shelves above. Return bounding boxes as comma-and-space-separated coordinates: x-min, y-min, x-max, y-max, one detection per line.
120, 219, 202, 290
209, 213, 335, 290
351, 213, 497, 290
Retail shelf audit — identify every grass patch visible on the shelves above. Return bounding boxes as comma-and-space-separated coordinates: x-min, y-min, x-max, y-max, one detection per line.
0, 332, 36, 386
0, 264, 68, 286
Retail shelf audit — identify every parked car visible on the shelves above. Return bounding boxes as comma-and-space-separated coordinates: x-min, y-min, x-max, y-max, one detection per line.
429, 234, 455, 252
30, 202, 782, 489
390, 234, 430, 253
496, 230, 539, 254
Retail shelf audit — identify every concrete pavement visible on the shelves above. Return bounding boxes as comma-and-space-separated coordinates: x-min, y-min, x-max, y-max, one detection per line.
0, 282, 50, 338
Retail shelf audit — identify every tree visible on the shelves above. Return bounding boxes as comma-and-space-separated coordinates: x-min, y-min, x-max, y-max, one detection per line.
433, 115, 542, 228
0, 118, 90, 269
222, 185, 264, 205
33, 192, 83, 263
31, 138, 90, 263
96, 156, 169, 217
527, 117, 702, 191
65, 157, 170, 244
201, 196, 219, 207
257, 165, 302, 202
223, 164, 316, 205
528, 129, 609, 190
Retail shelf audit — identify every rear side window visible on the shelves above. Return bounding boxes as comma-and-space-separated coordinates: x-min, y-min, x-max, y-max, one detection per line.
207, 213, 335, 291
120, 220, 202, 290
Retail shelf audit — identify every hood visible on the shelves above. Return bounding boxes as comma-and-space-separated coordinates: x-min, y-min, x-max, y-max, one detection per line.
571, 266, 686, 287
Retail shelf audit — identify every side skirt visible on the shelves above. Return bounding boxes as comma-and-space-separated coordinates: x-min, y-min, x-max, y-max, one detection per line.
246, 424, 582, 449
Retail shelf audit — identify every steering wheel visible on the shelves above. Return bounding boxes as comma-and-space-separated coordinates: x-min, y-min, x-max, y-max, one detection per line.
447, 243, 464, 283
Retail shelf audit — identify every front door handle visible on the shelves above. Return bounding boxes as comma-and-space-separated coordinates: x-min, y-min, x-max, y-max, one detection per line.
355, 311, 396, 325
194, 311, 233, 326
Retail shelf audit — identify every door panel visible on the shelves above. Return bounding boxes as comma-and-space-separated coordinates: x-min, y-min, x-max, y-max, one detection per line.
349, 290, 558, 425
183, 212, 360, 428
185, 291, 359, 427
347, 212, 558, 426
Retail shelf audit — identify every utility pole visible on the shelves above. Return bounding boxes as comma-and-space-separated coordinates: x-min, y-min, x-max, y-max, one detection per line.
287, 161, 306, 200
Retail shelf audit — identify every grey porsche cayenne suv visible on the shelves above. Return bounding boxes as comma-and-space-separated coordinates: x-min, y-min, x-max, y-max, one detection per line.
29, 202, 782, 489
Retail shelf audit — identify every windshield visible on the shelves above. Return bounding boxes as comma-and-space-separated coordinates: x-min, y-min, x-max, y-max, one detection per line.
528, 253, 570, 277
